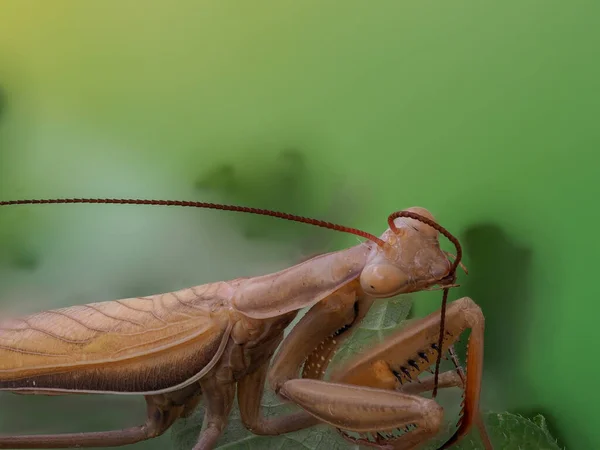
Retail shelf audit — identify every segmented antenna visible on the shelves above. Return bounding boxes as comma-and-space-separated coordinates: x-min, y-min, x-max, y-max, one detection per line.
0, 198, 386, 247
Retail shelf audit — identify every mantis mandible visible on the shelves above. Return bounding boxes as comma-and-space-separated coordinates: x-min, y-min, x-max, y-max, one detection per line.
0, 198, 491, 450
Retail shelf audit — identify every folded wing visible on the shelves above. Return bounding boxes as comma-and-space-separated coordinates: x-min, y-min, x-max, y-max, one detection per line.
0, 281, 235, 394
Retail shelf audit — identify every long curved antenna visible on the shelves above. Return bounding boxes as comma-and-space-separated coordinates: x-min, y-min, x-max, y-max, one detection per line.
0, 198, 386, 247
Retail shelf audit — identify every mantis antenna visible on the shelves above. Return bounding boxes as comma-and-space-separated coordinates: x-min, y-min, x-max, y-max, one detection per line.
0, 197, 463, 395
0, 198, 386, 246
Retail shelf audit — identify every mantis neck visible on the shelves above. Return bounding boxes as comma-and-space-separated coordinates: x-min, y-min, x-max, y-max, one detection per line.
231, 243, 372, 319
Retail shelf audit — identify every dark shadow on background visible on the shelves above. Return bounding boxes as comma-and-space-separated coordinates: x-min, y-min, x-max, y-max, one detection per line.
459, 224, 566, 447
194, 148, 341, 257
0, 86, 38, 271
460, 223, 533, 398
0, 86, 5, 122
10, 247, 40, 271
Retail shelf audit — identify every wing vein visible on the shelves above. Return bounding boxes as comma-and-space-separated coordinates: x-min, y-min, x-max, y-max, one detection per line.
47, 310, 111, 333
84, 304, 145, 328
18, 318, 96, 344
0, 344, 67, 357
116, 300, 168, 324
170, 291, 207, 312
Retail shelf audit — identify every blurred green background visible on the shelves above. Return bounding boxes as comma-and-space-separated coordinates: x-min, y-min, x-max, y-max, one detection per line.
1, 1, 598, 449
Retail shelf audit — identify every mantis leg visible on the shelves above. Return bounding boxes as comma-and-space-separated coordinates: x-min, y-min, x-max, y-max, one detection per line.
277, 296, 485, 450
392, 363, 493, 450
281, 379, 444, 449
239, 365, 465, 437
447, 345, 494, 450
0, 395, 181, 449
237, 362, 319, 435
238, 282, 372, 435
191, 375, 235, 450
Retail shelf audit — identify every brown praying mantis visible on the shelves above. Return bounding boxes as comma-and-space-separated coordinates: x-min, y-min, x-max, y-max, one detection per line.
0, 198, 492, 450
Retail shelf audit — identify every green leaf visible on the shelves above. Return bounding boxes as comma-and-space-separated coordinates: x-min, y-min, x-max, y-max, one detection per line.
423, 412, 563, 450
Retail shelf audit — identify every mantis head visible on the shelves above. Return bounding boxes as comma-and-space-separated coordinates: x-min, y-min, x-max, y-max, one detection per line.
360, 207, 458, 298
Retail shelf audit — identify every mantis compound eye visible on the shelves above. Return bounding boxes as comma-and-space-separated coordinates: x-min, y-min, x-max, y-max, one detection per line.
430, 257, 452, 280
360, 263, 409, 297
